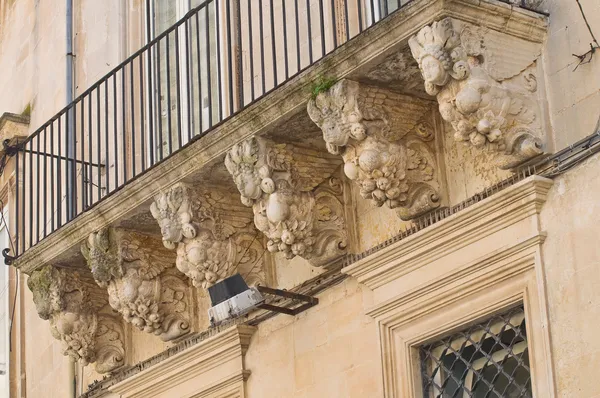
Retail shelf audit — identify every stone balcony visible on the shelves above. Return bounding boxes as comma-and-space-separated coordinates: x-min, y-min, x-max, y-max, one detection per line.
10, 0, 549, 380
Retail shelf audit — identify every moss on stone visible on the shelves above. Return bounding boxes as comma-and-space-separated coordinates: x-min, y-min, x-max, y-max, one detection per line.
310, 76, 337, 99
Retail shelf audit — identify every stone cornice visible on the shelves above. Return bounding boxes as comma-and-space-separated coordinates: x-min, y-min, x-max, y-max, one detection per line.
366, 233, 545, 321
440, 0, 548, 42
342, 176, 552, 289
108, 325, 255, 398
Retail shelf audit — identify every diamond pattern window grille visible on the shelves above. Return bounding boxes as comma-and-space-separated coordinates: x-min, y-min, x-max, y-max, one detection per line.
420, 306, 532, 398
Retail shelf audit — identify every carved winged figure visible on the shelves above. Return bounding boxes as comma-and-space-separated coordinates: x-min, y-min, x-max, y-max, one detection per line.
151, 184, 260, 288
225, 137, 348, 264
409, 18, 544, 168
308, 80, 441, 219
28, 266, 125, 373
81, 228, 190, 341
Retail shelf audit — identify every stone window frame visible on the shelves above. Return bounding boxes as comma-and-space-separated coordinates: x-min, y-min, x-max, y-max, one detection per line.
346, 177, 558, 398
367, 236, 555, 398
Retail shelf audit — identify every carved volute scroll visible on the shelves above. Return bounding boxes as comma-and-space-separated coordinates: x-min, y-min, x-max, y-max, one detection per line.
81, 228, 191, 342
225, 137, 349, 267
307, 79, 442, 220
408, 18, 545, 169
27, 265, 125, 374
150, 184, 266, 289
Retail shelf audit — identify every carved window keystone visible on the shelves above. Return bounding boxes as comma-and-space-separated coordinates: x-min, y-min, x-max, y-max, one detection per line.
81, 228, 192, 341
409, 18, 546, 169
308, 79, 442, 220
150, 184, 267, 289
28, 265, 126, 374
225, 137, 349, 267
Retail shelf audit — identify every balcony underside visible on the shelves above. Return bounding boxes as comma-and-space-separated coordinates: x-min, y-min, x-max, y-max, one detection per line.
14, 0, 547, 276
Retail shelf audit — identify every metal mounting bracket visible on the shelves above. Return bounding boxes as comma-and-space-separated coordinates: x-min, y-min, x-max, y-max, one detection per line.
256, 285, 318, 316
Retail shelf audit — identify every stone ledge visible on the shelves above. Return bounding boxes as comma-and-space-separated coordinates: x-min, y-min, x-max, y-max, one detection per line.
342, 175, 553, 289
107, 324, 255, 398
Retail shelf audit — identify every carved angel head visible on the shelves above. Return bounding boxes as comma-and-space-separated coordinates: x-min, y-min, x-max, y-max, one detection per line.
408, 18, 469, 95
225, 138, 274, 206
81, 229, 123, 287
151, 186, 197, 249
307, 80, 367, 155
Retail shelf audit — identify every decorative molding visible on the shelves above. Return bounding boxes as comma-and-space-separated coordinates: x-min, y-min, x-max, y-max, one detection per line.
366, 233, 545, 321
373, 236, 556, 397
81, 228, 191, 341
0, 112, 29, 142
343, 175, 553, 290
27, 265, 125, 374
150, 184, 267, 288
409, 17, 546, 169
225, 137, 349, 266
307, 79, 442, 220
342, 175, 555, 397
109, 324, 256, 398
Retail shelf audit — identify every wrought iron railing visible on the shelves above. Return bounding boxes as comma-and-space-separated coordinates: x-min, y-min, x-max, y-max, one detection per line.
11, 0, 534, 258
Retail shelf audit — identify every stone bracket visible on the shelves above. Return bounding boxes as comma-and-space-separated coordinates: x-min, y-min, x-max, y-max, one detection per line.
150, 183, 267, 289
81, 228, 192, 342
27, 265, 126, 374
408, 17, 546, 169
308, 79, 442, 220
225, 137, 350, 266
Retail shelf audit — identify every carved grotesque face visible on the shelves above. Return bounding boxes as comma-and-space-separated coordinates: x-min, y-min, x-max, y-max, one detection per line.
150, 194, 197, 249
318, 114, 366, 156
421, 55, 448, 86
235, 170, 262, 201
321, 119, 349, 148
31, 290, 53, 320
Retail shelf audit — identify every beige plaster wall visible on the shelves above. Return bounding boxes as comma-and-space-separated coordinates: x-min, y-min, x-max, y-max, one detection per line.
0, 0, 64, 130
21, 275, 73, 398
540, 152, 600, 398
537, 0, 600, 150
245, 276, 383, 398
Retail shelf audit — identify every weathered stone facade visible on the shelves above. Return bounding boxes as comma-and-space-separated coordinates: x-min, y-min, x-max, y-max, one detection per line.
1, 0, 599, 397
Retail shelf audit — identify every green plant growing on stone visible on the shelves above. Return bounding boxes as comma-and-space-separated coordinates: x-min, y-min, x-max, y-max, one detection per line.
310, 76, 337, 99
21, 103, 32, 118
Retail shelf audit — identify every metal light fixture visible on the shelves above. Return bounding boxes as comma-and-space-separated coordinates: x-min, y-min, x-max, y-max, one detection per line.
208, 274, 319, 326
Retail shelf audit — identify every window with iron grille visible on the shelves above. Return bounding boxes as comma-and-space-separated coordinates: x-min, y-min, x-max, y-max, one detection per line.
420, 306, 532, 398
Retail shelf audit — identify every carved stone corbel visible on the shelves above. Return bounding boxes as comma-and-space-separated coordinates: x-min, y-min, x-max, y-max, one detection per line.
225, 137, 349, 266
150, 184, 266, 289
307, 79, 442, 220
81, 228, 191, 341
408, 18, 545, 169
27, 265, 126, 374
